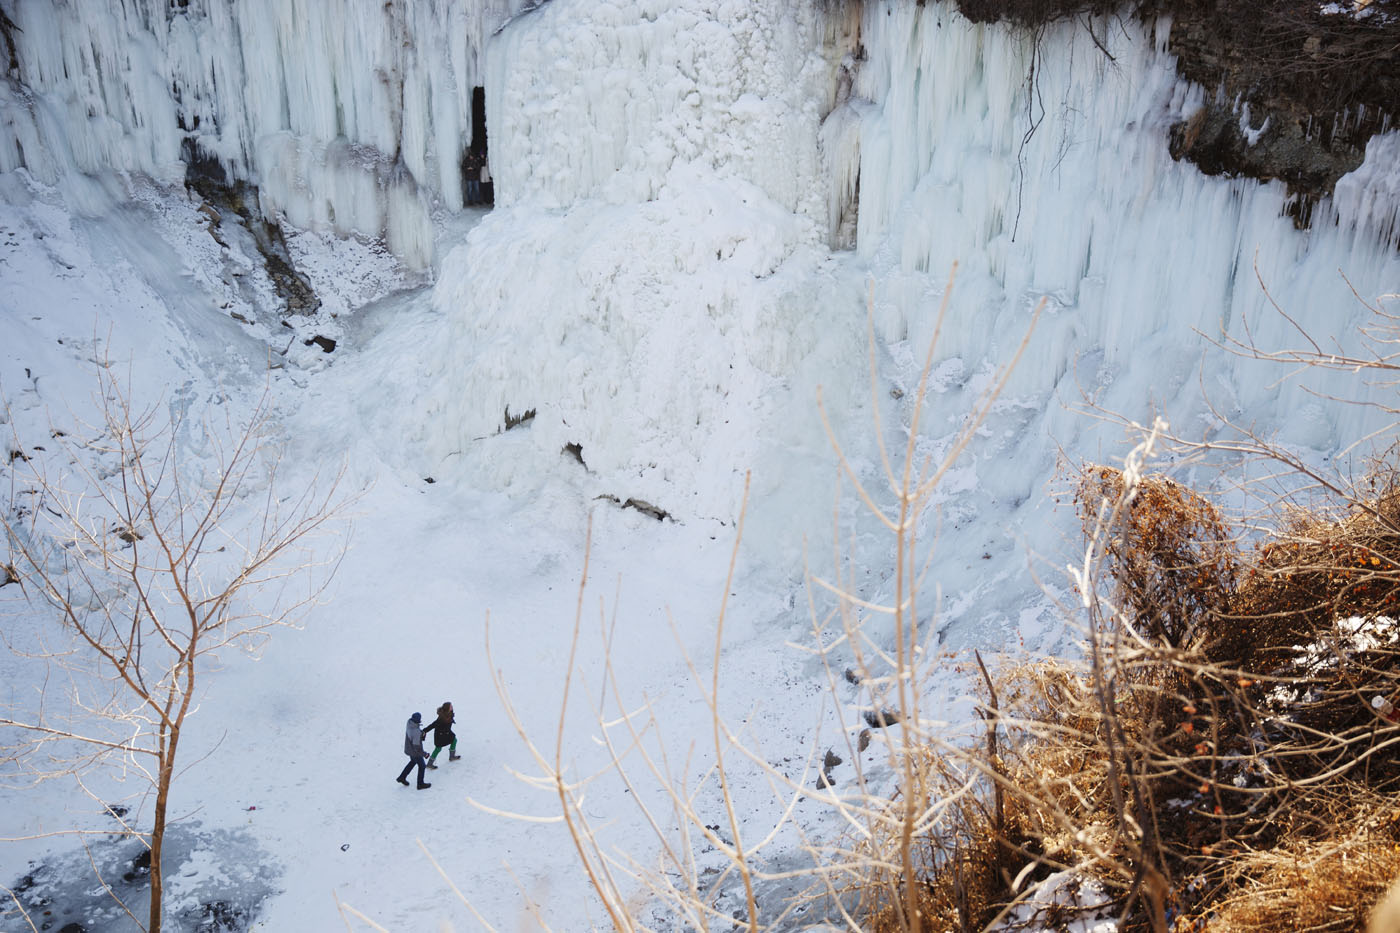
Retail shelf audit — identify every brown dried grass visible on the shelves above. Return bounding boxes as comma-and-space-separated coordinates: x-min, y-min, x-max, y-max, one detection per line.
881, 455, 1400, 933
1201, 798, 1400, 933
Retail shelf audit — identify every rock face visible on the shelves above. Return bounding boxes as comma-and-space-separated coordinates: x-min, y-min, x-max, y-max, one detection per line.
184, 163, 321, 318
1165, 0, 1399, 219
959, 0, 1399, 227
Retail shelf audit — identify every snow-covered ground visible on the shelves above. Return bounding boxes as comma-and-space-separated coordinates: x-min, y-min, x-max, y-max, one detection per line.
0, 168, 980, 930
2, 0, 1399, 930
0, 172, 814, 930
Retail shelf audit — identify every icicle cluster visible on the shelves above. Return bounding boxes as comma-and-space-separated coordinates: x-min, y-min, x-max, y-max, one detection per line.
0, 0, 533, 267
418, 0, 1399, 598
848, 4, 1399, 435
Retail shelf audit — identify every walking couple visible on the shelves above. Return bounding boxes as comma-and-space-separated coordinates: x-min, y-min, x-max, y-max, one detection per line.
396, 701, 460, 790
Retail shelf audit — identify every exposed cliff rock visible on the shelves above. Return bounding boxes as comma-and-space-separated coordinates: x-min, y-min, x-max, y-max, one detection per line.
1166, 0, 1398, 220
958, 0, 1399, 227
0, 6, 17, 75
184, 148, 321, 318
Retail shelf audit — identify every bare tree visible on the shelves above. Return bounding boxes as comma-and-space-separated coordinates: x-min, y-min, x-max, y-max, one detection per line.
0, 361, 346, 933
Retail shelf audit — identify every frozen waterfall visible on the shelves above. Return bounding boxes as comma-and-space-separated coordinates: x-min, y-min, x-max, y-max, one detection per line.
0, 0, 536, 267
2, 0, 1398, 643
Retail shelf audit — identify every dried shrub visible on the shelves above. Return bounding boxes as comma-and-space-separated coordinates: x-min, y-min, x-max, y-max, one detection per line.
888, 452, 1400, 933
858, 657, 1190, 933
1200, 796, 1400, 933
852, 746, 1011, 933
1227, 485, 1400, 670
1075, 466, 1238, 648
1073, 458, 1400, 930
851, 678, 1113, 933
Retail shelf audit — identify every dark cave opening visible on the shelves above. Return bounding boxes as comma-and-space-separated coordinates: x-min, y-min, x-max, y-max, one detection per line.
462, 86, 494, 207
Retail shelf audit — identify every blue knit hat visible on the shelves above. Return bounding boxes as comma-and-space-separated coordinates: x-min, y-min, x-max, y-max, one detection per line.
410, 712, 422, 722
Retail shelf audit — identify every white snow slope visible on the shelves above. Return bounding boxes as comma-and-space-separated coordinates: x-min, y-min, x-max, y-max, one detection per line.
1, 0, 1398, 930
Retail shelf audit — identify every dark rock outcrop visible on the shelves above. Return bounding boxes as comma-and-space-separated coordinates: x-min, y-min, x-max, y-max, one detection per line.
957, 0, 1399, 233
183, 139, 321, 316
1165, 0, 1398, 219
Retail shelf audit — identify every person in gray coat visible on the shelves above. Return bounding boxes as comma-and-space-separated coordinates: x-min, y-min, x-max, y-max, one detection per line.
395, 712, 431, 789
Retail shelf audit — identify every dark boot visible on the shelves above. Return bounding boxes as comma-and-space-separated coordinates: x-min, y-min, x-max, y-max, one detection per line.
416, 781, 432, 789
449, 753, 461, 761
396, 776, 409, 786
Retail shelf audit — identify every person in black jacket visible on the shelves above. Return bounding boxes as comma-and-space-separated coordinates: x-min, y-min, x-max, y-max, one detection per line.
424, 701, 460, 769
462, 150, 482, 206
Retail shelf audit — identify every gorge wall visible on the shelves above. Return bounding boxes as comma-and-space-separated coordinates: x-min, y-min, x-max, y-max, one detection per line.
2, 0, 1399, 643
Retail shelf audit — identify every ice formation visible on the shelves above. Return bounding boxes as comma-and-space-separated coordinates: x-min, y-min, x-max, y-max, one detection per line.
0, 0, 536, 267
419, 0, 862, 549
2, 0, 1399, 638
418, 0, 1400, 638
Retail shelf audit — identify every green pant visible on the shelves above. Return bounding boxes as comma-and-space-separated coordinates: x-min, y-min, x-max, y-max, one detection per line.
429, 738, 456, 763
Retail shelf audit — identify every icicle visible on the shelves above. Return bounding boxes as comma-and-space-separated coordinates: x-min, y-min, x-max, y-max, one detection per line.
0, 0, 537, 261
1334, 131, 1400, 250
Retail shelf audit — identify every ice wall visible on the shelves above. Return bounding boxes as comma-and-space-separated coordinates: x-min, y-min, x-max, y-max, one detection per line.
842, 3, 1400, 644
0, 0, 533, 267
418, 0, 1399, 645
482, 0, 851, 218
848, 4, 1400, 447
418, 0, 863, 546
